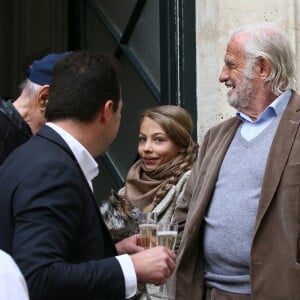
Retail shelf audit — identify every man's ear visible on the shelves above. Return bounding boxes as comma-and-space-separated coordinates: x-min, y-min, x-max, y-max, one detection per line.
100, 99, 114, 123
257, 57, 271, 79
37, 85, 49, 111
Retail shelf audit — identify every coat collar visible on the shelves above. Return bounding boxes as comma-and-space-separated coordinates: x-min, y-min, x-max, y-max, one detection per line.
37, 125, 76, 160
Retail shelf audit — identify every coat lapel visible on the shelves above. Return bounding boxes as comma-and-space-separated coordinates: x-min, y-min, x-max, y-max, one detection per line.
254, 91, 300, 234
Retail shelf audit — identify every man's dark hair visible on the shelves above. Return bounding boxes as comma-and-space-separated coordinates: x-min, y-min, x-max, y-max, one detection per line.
46, 50, 120, 122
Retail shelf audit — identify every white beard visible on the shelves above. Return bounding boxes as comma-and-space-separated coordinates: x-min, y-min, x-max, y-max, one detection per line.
227, 78, 258, 110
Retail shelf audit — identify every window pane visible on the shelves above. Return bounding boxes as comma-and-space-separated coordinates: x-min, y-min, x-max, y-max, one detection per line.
108, 54, 158, 179
88, 0, 138, 36
128, 0, 160, 92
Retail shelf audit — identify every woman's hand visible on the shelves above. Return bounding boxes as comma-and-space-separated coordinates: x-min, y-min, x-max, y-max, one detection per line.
115, 234, 144, 254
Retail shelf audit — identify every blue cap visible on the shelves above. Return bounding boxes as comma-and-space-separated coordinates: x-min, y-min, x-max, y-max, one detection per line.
27, 52, 72, 85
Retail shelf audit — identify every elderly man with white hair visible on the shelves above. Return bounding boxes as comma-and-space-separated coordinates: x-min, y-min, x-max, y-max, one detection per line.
0, 51, 71, 164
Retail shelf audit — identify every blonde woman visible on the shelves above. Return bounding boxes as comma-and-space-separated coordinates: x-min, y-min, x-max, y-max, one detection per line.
101, 104, 198, 236
100, 104, 198, 299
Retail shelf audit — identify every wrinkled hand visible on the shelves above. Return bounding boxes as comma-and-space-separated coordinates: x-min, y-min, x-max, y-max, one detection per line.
130, 246, 176, 285
116, 234, 144, 254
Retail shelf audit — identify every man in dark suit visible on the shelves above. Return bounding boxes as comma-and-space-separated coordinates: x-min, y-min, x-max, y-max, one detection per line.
0, 51, 176, 300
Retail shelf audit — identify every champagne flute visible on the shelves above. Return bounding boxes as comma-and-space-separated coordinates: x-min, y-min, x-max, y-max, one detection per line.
137, 212, 158, 299
138, 212, 158, 249
150, 222, 178, 299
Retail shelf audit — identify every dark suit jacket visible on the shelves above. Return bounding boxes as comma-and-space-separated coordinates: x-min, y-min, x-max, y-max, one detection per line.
0, 125, 125, 300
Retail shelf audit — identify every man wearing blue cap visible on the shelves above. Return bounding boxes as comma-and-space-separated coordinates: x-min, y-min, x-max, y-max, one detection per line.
0, 52, 71, 165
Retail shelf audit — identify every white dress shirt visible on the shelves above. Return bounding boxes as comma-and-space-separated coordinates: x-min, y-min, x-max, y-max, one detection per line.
46, 122, 137, 298
236, 90, 292, 141
0, 250, 29, 300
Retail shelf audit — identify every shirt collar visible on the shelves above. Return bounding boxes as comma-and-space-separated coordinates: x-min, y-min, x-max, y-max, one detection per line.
236, 89, 292, 123
46, 122, 99, 190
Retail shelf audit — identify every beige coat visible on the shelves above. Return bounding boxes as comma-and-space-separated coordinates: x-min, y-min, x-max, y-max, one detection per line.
170, 91, 300, 300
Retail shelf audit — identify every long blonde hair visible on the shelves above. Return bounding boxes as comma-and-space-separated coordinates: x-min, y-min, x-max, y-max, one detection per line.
139, 105, 198, 210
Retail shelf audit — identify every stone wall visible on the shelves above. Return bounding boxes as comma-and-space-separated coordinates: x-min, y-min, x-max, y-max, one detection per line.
196, 1, 300, 141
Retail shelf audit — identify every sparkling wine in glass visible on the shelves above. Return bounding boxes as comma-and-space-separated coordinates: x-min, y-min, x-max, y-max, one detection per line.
157, 226, 177, 251
151, 222, 178, 299
137, 212, 158, 298
138, 212, 158, 249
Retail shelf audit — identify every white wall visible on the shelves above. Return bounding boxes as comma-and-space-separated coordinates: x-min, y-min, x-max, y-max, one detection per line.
196, 1, 300, 142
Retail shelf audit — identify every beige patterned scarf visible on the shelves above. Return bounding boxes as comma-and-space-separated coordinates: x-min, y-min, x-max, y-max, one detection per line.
123, 153, 188, 212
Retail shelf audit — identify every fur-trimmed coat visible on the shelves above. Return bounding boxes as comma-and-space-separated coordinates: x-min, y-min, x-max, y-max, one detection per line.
100, 170, 192, 242
99, 170, 192, 299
